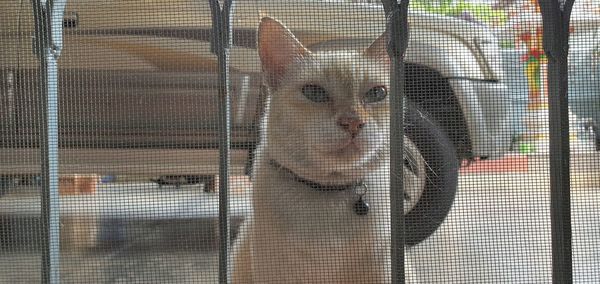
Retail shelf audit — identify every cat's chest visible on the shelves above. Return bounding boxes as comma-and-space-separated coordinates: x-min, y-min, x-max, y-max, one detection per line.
251, 224, 389, 283
254, 182, 387, 237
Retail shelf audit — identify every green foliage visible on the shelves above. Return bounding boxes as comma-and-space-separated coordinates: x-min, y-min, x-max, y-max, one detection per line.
410, 0, 507, 26
499, 39, 516, 49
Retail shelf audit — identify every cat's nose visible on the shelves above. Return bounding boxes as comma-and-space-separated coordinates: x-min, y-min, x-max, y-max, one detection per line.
337, 116, 365, 137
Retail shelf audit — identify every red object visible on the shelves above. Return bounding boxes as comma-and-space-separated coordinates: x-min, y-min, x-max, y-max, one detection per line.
519, 32, 532, 42
520, 48, 545, 62
460, 155, 529, 174
530, 48, 544, 59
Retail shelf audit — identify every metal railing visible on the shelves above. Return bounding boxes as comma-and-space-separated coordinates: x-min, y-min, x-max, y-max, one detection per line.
31, 0, 67, 283
29, 0, 576, 283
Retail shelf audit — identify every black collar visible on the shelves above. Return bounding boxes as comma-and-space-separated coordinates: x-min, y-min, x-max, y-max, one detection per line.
268, 159, 363, 191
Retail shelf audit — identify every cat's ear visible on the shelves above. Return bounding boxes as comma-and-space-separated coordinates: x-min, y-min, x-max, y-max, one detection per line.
258, 17, 310, 88
363, 31, 390, 63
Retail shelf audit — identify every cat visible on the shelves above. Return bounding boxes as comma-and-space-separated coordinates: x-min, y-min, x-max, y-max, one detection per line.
232, 17, 419, 283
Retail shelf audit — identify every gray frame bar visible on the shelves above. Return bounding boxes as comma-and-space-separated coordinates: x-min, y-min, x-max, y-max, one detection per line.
209, 1, 234, 283
31, 0, 65, 283
537, 1, 575, 283
382, 1, 410, 283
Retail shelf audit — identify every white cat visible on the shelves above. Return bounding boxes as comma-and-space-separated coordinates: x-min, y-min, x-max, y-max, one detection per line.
232, 17, 421, 283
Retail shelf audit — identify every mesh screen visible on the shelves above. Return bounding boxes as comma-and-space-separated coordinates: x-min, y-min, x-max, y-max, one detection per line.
1, 0, 599, 283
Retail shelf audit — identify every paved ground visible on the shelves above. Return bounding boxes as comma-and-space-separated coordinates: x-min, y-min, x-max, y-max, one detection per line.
408, 173, 600, 283
1, 170, 599, 283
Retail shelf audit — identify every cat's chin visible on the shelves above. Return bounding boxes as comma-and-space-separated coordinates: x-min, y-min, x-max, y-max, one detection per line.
327, 145, 362, 161
323, 137, 367, 158
310, 145, 385, 183
324, 139, 382, 165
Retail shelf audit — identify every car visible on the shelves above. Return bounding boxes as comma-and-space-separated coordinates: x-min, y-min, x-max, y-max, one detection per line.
569, 24, 600, 134
0, 0, 512, 245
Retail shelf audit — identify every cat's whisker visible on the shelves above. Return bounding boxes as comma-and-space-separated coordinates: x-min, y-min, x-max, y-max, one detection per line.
402, 146, 437, 179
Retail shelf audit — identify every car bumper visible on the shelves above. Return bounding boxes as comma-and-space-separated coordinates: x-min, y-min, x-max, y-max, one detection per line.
450, 79, 513, 160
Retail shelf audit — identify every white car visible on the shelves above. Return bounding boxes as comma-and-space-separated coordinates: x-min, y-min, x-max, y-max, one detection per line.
0, 0, 513, 245
569, 24, 600, 131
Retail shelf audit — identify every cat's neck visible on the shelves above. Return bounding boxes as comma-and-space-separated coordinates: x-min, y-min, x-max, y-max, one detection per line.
251, 150, 390, 238
267, 159, 363, 192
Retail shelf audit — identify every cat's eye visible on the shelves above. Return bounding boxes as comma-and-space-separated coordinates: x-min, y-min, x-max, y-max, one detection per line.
363, 86, 388, 103
301, 84, 329, 103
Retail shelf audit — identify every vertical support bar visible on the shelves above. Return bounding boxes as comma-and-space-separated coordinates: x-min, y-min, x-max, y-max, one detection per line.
209, 1, 234, 283
31, 0, 66, 283
44, 42, 61, 284
382, 1, 409, 283
537, 1, 575, 283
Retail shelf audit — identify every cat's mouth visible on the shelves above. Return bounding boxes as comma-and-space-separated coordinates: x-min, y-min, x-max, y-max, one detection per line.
322, 139, 384, 170
332, 139, 362, 156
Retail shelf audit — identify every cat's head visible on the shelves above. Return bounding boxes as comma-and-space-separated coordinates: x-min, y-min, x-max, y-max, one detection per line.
258, 17, 390, 184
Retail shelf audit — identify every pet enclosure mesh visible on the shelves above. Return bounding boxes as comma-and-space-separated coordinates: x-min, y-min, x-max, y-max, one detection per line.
0, 0, 599, 283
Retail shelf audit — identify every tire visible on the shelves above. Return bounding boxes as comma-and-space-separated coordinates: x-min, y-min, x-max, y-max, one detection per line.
403, 100, 459, 246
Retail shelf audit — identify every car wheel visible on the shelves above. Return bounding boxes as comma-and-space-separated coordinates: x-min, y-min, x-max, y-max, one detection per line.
403, 100, 459, 246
